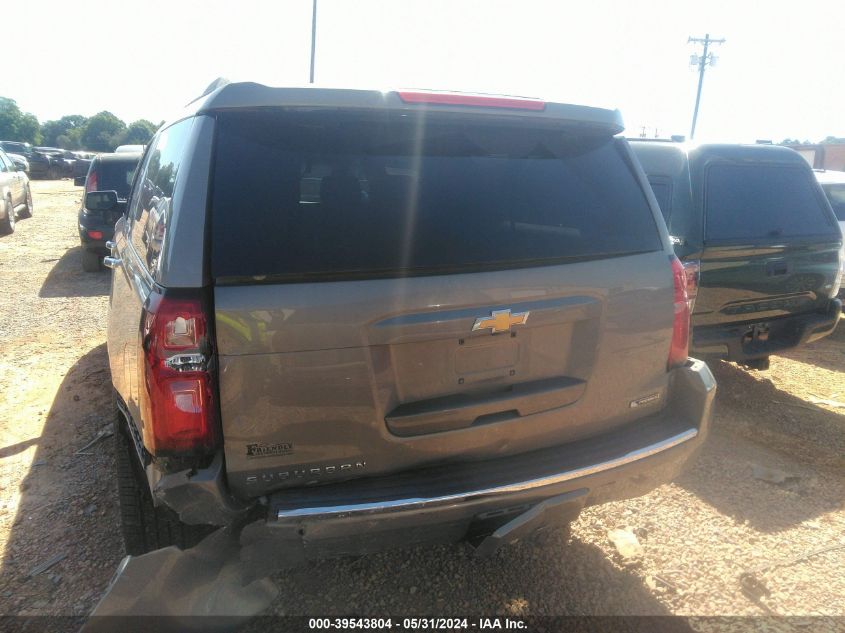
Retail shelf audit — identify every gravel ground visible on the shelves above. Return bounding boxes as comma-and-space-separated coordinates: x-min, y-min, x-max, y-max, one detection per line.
1, 181, 844, 628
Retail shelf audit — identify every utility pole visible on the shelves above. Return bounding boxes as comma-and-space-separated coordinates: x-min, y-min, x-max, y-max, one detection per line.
688, 34, 725, 139
309, 0, 318, 83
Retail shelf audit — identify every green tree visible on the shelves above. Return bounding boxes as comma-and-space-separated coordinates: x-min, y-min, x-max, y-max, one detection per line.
0, 97, 42, 143
17, 114, 42, 144
821, 136, 845, 144
81, 111, 126, 152
41, 115, 88, 147
119, 119, 158, 146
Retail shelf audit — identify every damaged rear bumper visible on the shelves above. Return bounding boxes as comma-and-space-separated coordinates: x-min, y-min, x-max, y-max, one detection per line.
253, 359, 715, 558
153, 360, 714, 559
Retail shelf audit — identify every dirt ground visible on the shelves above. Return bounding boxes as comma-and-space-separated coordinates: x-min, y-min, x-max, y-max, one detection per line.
1, 180, 844, 627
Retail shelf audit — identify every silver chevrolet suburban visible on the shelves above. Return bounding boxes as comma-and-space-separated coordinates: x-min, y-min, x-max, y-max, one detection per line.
104, 82, 715, 559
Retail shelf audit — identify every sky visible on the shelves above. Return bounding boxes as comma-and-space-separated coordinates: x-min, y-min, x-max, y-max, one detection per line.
5, 0, 844, 143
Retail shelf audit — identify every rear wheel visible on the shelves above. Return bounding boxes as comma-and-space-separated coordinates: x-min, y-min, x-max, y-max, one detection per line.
81, 249, 101, 272
114, 418, 213, 555
0, 198, 14, 235
18, 186, 33, 219
742, 356, 770, 371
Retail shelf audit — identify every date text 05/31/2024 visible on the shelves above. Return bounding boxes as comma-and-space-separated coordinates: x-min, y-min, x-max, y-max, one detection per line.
308, 618, 528, 630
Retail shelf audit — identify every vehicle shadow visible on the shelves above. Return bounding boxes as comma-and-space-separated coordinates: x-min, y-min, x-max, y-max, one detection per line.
255, 537, 694, 625
39, 246, 110, 298
709, 360, 845, 467
0, 343, 123, 617
777, 337, 845, 374
675, 360, 845, 532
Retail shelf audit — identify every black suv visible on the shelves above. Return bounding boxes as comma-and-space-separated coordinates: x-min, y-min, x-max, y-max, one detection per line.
77, 152, 141, 271
631, 141, 842, 369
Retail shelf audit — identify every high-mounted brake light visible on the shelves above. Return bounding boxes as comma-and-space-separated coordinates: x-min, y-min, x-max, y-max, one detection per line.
397, 90, 546, 111
140, 293, 217, 455
668, 256, 692, 370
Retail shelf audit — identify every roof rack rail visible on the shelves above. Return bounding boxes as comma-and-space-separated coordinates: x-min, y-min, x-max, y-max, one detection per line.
626, 136, 685, 143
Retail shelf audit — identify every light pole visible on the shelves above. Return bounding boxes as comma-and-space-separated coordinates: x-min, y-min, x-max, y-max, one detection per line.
688, 34, 725, 139
309, 0, 318, 83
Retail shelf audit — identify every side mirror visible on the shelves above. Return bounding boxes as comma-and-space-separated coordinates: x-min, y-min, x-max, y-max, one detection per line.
74, 176, 86, 187
85, 190, 119, 212
15, 164, 28, 173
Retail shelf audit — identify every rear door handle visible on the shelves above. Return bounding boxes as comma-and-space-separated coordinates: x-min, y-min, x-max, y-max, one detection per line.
103, 256, 122, 269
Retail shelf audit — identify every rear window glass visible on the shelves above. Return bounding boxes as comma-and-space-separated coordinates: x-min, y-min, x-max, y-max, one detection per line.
96, 160, 139, 200
705, 164, 836, 240
822, 184, 845, 221
210, 111, 660, 281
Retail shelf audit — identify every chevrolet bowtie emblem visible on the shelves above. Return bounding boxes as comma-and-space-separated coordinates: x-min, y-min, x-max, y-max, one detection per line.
472, 309, 530, 334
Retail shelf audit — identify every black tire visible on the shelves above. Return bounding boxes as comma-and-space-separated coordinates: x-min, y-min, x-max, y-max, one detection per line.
18, 186, 33, 219
0, 198, 14, 235
742, 356, 770, 371
81, 249, 101, 272
115, 420, 213, 555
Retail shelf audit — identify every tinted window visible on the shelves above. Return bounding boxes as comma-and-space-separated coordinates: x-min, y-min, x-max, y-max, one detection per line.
705, 164, 836, 241
211, 111, 660, 281
822, 184, 845, 222
95, 159, 139, 199
127, 118, 194, 274
647, 179, 672, 221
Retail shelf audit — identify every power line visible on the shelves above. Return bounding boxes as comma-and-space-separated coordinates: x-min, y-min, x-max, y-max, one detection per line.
688, 34, 725, 139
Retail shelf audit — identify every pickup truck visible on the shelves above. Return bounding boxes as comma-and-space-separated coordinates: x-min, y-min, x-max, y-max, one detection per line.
631, 141, 842, 369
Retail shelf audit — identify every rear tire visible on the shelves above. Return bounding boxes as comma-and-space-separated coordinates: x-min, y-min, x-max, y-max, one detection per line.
114, 417, 213, 555
81, 249, 101, 272
18, 186, 33, 219
742, 356, 770, 371
0, 198, 14, 235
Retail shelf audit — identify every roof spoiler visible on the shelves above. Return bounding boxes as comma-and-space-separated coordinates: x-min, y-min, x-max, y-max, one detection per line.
185, 77, 231, 106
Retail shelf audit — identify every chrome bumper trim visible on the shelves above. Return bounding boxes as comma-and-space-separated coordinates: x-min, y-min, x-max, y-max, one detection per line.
276, 427, 698, 521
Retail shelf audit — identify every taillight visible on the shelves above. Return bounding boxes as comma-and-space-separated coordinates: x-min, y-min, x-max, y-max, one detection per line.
87, 230, 104, 240
140, 292, 218, 455
668, 256, 691, 370
85, 170, 98, 194
683, 260, 700, 312
396, 90, 546, 111
832, 249, 843, 297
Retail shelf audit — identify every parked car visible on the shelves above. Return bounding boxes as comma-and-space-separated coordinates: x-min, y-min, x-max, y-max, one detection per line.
34, 147, 76, 177
72, 151, 96, 180
814, 169, 845, 298
7, 153, 29, 172
631, 141, 842, 370
77, 152, 141, 271
0, 148, 33, 234
105, 83, 715, 559
0, 141, 50, 178
115, 144, 145, 154
0, 140, 32, 155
